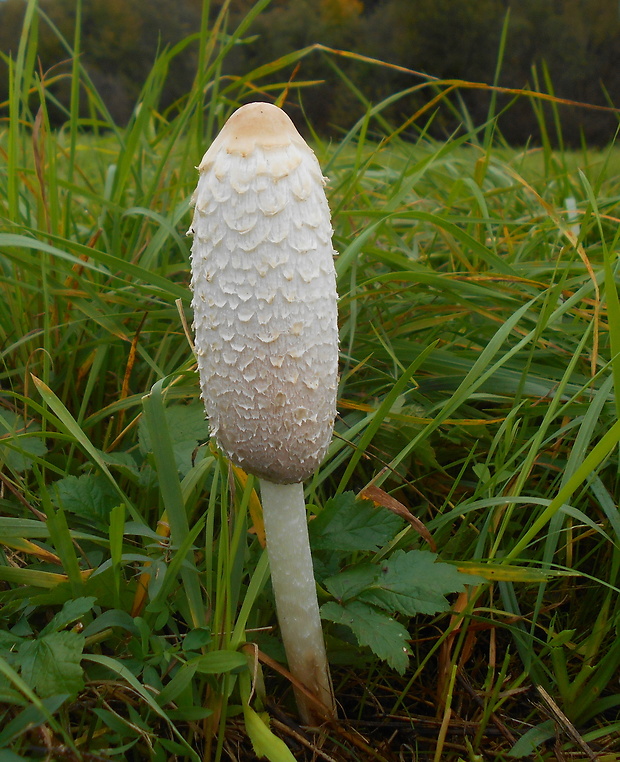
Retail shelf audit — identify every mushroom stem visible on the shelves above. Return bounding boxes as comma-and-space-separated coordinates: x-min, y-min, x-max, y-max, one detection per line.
259, 478, 335, 723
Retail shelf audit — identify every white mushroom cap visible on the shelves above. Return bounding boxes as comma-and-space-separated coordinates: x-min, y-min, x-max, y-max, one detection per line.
189, 103, 339, 484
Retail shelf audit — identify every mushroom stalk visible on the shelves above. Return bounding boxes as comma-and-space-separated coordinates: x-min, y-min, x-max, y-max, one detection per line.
188, 102, 339, 723
259, 479, 334, 722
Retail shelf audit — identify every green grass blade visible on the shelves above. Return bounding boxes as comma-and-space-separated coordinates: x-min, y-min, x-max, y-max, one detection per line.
142, 378, 205, 629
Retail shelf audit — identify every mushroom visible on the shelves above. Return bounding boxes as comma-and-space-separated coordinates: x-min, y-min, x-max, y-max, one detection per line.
188, 102, 338, 723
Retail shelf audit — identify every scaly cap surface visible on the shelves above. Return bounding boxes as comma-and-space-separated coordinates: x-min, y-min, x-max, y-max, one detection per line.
189, 102, 339, 483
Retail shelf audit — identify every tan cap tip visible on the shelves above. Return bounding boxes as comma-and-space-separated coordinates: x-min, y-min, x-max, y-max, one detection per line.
200, 102, 308, 166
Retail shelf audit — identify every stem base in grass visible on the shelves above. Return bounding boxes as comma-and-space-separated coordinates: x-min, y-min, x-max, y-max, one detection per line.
259, 479, 336, 723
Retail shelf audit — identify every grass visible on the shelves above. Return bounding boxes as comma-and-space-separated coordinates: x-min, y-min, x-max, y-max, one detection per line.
2, 1, 620, 760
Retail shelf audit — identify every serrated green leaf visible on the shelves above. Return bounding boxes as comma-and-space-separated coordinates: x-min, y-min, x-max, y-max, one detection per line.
41, 596, 97, 635
323, 563, 380, 602
97, 450, 140, 478
309, 492, 403, 552
321, 600, 412, 674
51, 473, 120, 523
358, 550, 480, 616
19, 632, 85, 698
138, 401, 209, 476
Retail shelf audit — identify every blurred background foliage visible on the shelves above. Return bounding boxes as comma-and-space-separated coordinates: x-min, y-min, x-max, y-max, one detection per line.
1, 0, 620, 144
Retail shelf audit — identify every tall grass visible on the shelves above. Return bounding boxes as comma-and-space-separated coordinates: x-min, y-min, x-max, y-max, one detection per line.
1, 1, 620, 760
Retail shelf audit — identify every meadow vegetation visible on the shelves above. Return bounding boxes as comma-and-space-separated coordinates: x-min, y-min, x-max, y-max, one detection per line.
1, 0, 620, 144
1, 1, 620, 760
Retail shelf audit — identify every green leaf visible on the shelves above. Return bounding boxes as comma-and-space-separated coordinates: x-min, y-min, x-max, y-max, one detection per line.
183, 628, 212, 652
321, 600, 412, 675
82, 654, 200, 761
455, 561, 575, 582
81, 609, 139, 639
337, 353, 434, 492
0, 517, 50, 539
141, 383, 206, 631
506, 416, 620, 561
139, 401, 209, 476
324, 563, 380, 602
51, 473, 120, 523
92, 707, 140, 740
0, 566, 71, 589
310, 492, 403, 552
40, 597, 97, 635
0, 632, 23, 652
243, 705, 296, 762
188, 650, 247, 675
0, 694, 68, 747
19, 632, 85, 698
30, 566, 134, 610
31, 376, 138, 522
0, 410, 47, 473
507, 720, 555, 757
358, 550, 480, 616
157, 663, 198, 707
98, 450, 140, 479
167, 707, 213, 721
0, 750, 33, 761
324, 550, 482, 618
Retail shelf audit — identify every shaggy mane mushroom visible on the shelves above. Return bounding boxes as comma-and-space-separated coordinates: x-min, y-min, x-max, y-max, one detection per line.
189, 102, 339, 723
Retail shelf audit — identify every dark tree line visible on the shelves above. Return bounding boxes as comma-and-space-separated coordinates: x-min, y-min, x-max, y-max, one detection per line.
2, 0, 620, 145
0, 0, 203, 123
